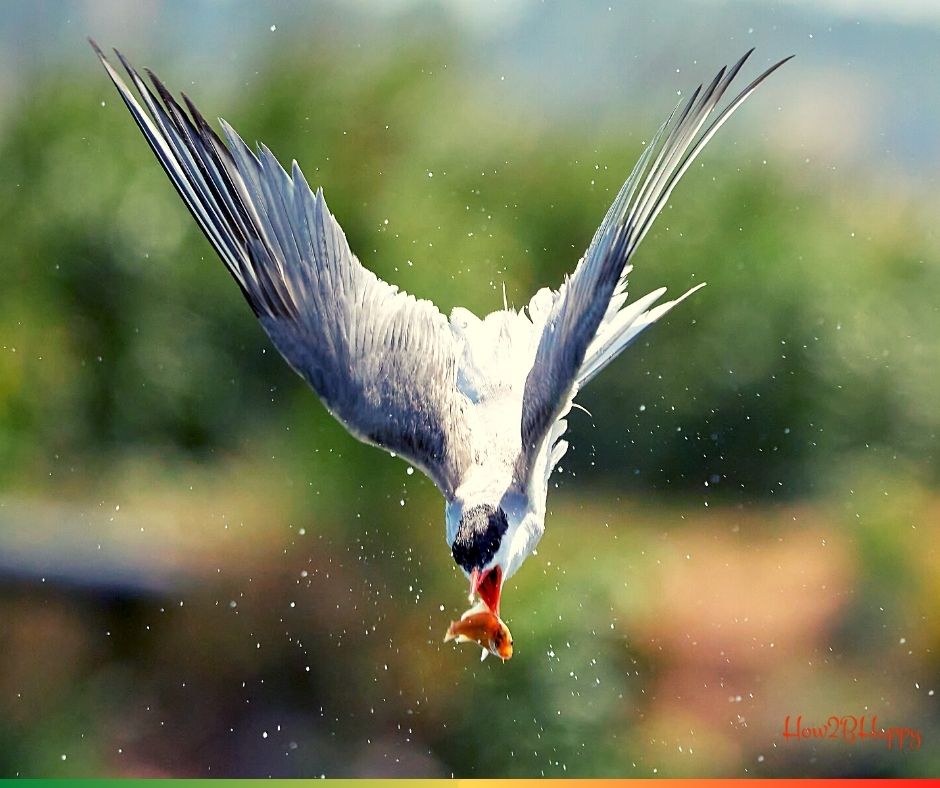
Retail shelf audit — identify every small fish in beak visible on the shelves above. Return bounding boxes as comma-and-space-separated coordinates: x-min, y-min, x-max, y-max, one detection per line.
444, 600, 513, 661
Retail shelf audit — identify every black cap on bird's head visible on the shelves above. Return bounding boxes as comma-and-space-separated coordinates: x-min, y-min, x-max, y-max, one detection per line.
452, 503, 508, 614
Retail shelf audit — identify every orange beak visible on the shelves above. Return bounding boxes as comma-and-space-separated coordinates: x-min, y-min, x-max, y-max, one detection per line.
469, 565, 503, 616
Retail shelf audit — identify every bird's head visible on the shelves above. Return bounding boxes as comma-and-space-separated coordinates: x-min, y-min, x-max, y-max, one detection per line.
449, 496, 544, 615
451, 503, 507, 613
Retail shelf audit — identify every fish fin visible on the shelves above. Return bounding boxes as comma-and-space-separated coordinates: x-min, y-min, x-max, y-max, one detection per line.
444, 630, 474, 645
461, 600, 489, 620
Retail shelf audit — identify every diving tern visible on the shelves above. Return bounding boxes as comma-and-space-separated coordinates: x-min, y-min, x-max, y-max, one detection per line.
93, 42, 789, 643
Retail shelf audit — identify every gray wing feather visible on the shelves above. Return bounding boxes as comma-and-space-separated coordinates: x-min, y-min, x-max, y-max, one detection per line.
93, 42, 470, 495
517, 50, 792, 482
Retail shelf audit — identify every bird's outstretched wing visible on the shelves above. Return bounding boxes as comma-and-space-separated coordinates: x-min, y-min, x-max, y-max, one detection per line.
516, 50, 791, 484
92, 43, 471, 496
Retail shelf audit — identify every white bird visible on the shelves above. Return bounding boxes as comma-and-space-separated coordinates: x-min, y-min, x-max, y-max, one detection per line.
93, 42, 789, 627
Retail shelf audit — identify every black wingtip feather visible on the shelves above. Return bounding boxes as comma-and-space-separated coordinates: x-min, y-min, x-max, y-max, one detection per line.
113, 48, 133, 75
181, 93, 232, 156
93, 44, 279, 317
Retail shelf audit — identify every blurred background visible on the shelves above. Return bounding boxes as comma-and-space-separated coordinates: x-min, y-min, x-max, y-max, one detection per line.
1, 0, 938, 777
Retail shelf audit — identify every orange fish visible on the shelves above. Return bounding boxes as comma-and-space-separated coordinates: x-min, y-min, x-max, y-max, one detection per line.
444, 601, 513, 661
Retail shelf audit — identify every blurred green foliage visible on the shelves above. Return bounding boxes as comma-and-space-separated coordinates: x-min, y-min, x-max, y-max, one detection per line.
0, 27, 938, 778
4, 40, 940, 500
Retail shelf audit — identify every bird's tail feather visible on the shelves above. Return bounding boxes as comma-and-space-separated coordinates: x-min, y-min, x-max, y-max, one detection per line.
576, 283, 705, 387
